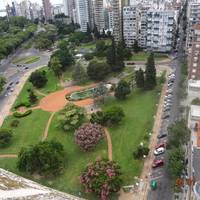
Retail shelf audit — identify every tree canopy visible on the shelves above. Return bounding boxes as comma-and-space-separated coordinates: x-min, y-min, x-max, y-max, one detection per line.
0, 76, 6, 93
29, 70, 48, 88
135, 68, 145, 89
0, 129, 13, 148
114, 80, 131, 100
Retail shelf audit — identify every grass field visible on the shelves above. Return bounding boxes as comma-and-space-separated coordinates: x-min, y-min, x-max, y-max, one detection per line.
130, 52, 169, 61
13, 56, 40, 64
0, 110, 50, 154
103, 89, 160, 183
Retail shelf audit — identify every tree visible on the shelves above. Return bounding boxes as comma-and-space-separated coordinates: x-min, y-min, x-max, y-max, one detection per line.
75, 123, 104, 151
168, 147, 185, 178
93, 83, 108, 104
106, 38, 116, 67
0, 75, 6, 93
87, 61, 111, 81
167, 119, 190, 148
29, 90, 37, 104
17, 140, 65, 177
72, 64, 88, 84
133, 40, 140, 53
90, 106, 125, 126
114, 41, 125, 72
133, 145, 149, 159
0, 129, 13, 148
115, 80, 131, 100
58, 103, 85, 132
191, 98, 200, 105
48, 57, 63, 78
145, 53, 156, 90
29, 70, 47, 88
135, 68, 145, 89
102, 28, 106, 38
123, 48, 132, 60
96, 40, 106, 57
93, 24, 100, 39
80, 159, 122, 199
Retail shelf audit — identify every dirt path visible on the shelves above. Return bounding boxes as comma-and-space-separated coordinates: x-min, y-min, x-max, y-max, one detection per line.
104, 128, 113, 161
34, 89, 46, 97
0, 154, 17, 158
42, 112, 56, 141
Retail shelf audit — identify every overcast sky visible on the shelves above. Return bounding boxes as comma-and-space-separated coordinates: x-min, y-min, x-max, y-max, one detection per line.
0, 0, 63, 10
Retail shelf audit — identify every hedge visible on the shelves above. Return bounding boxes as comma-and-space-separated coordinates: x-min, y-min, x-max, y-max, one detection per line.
14, 101, 31, 109
13, 110, 32, 118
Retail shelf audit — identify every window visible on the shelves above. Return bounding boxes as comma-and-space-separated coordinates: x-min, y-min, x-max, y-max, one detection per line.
192, 69, 197, 73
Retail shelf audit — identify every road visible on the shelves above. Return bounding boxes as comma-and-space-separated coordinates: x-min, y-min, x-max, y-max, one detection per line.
0, 47, 51, 124
147, 11, 186, 200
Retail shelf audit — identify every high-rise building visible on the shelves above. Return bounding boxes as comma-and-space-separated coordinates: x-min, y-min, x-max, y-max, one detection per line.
112, 0, 122, 42
42, 0, 52, 21
146, 9, 175, 52
6, 2, 17, 17
123, 6, 138, 47
188, 23, 200, 80
93, 0, 105, 31
186, 0, 200, 51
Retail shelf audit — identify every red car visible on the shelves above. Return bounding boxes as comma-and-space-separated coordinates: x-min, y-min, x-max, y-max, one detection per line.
152, 159, 164, 168
155, 143, 165, 149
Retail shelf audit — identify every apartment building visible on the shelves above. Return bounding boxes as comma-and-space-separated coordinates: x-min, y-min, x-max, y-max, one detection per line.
123, 6, 138, 47
188, 23, 200, 80
93, 0, 105, 31
146, 9, 175, 52
186, 0, 200, 51
42, 0, 52, 20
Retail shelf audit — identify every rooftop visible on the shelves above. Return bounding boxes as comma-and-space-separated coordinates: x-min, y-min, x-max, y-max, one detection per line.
0, 168, 83, 200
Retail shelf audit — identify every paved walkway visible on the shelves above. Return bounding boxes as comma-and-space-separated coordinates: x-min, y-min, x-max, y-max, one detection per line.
104, 128, 113, 161
0, 154, 17, 158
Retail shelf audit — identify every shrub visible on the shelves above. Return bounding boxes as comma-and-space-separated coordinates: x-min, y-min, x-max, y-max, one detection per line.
80, 159, 122, 199
14, 101, 31, 109
84, 53, 94, 61
13, 110, 32, 118
75, 123, 104, 151
10, 120, 20, 127
90, 106, 125, 126
17, 140, 65, 177
29, 70, 47, 88
114, 80, 131, 100
58, 103, 85, 131
133, 146, 149, 159
0, 129, 13, 148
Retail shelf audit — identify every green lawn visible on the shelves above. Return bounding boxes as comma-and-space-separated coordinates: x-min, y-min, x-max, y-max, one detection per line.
130, 52, 169, 61
103, 89, 160, 183
41, 114, 107, 196
0, 109, 50, 154
13, 56, 40, 64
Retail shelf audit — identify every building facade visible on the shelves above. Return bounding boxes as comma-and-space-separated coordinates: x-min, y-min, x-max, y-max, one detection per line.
186, 0, 200, 51
93, 0, 105, 31
42, 0, 52, 21
123, 6, 138, 47
188, 23, 200, 80
146, 9, 175, 52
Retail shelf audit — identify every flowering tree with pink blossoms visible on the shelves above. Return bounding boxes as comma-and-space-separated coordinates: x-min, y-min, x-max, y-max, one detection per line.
80, 159, 122, 200
74, 123, 104, 151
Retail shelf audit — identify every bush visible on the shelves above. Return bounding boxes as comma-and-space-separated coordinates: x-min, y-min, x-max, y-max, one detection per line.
84, 53, 94, 61
114, 80, 131, 100
17, 140, 65, 177
80, 159, 122, 199
10, 120, 19, 127
58, 103, 85, 131
133, 146, 149, 159
0, 129, 13, 148
87, 61, 111, 81
90, 106, 125, 126
191, 98, 200, 105
75, 123, 104, 151
29, 70, 47, 88
13, 110, 32, 118
14, 101, 31, 109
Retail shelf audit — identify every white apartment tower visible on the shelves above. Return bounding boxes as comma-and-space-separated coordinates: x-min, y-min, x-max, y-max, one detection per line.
146, 9, 175, 52
123, 6, 138, 47
186, 0, 200, 51
93, 0, 105, 31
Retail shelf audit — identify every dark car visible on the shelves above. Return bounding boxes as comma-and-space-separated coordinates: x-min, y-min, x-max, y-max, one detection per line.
157, 132, 167, 139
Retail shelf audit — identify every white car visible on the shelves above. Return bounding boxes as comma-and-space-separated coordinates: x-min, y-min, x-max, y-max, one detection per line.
154, 147, 165, 156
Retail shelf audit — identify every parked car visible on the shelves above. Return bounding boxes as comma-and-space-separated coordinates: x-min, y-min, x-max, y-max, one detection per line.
162, 114, 170, 119
152, 159, 164, 168
155, 142, 165, 149
164, 107, 170, 112
157, 132, 167, 139
154, 147, 165, 156
15, 81, 19, 85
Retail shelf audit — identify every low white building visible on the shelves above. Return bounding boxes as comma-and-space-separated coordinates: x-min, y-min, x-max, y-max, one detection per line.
191, 105, 200, 120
